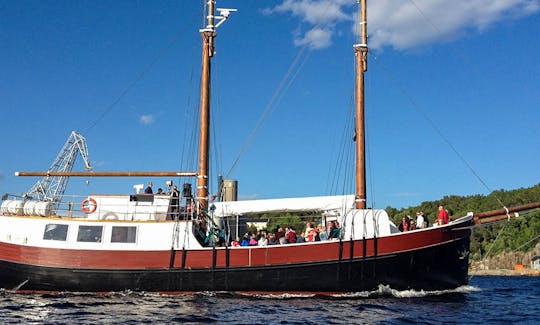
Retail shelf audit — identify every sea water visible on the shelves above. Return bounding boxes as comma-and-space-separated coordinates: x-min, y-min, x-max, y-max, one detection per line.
0, 276, 538, 324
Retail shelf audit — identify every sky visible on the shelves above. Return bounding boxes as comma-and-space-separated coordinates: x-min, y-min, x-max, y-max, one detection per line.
1, 0, 539, 210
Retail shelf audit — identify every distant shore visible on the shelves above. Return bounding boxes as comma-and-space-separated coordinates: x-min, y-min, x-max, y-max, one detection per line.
469, 269, 540, 276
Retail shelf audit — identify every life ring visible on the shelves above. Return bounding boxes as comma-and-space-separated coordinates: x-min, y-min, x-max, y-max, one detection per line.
81, 198, 97, 214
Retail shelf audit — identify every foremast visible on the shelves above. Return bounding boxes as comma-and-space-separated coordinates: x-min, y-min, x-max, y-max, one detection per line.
197, 1, 235, 214
197, 1, 215, 214
354, 0, 368, 209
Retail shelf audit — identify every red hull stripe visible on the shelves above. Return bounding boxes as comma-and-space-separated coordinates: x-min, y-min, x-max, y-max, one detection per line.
0, 223, 470, 270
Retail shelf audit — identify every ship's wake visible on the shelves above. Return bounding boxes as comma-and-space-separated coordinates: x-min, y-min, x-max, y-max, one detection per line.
1, 284, 480, 300
222, 284, 481, 300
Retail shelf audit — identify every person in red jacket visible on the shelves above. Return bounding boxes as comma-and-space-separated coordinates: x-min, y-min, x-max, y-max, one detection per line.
285, 226, 297, 243
437, 205, 450, 225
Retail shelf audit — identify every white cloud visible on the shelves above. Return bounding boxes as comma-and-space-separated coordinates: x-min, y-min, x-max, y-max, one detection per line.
140, 114, 155, 125
368, 0, 540, 50
266, 0, 540, 50
268, 0, 350, 25
294, 27, 333, 49
264, 0, 351, 49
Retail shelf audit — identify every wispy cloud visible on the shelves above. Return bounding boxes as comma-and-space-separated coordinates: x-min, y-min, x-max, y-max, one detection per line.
294, 26, 333, 49
140, 114, 155, 125
394, 192, 422, 198
266, 0, 540, 50
238, 193, 261, 201
91, 160, 105, 168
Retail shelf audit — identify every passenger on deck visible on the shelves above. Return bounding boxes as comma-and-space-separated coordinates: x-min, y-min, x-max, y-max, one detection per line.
156, 188, 163, 194
398, 215, 411, 232
267, 233, 277, 245
317, 224, 327, 241
415, 211, 425, 229
258, 232, 268, 246
249, 233, 258, 246
285, 226, 297, 243
409, 219, 417, 230
304, 222, 319, 242
275, 226, 286, 244
437, 205, 450, 225
214, 230, 226, 247
231, 237, 240, 247
144, 182, 153, 194
240, 233, 250, 246
328, 221, 341, 239
169, 185, 180, 220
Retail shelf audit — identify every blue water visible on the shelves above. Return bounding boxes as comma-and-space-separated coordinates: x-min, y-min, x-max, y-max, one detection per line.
0, 276, 538, 324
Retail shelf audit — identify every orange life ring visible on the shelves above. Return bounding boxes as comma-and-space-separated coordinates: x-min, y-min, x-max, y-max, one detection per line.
81, 198, 97, 214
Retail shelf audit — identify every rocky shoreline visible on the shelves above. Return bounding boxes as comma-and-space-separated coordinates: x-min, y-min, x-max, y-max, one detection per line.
469, 269, 540, 276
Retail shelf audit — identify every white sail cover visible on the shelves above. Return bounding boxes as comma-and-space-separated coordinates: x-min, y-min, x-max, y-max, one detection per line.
211, 195, 354, 217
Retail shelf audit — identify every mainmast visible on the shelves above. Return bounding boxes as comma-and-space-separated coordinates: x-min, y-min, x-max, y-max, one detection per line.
354, 0, 368, 209
197, 1, 235, 213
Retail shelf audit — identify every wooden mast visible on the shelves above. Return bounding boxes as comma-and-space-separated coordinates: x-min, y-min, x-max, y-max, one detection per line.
197, 1, 216, 213
354, 0, 368, 209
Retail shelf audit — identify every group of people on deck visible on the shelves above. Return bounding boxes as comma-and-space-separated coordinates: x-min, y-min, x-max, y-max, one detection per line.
231, 221, 342, 247
399, 205, 451, 232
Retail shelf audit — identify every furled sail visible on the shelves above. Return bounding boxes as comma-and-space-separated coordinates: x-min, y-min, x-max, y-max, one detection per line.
211, 195, 355, 217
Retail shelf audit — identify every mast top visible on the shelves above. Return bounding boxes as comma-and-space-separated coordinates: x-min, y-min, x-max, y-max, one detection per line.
200, 1, 237, 33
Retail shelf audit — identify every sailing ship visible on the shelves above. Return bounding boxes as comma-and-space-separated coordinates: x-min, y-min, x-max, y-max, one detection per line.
1, 1, 538, 293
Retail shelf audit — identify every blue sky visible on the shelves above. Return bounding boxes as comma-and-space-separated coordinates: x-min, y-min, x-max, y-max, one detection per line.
1, 0, 539, 209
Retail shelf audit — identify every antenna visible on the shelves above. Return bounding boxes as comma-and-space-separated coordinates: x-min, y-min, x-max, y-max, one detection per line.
214, 8, 237, 28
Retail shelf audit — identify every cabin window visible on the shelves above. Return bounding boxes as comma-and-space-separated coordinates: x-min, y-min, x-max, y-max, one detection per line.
77, 225, 103, 243
43, 224, 68, 241
111, 226, 137, 243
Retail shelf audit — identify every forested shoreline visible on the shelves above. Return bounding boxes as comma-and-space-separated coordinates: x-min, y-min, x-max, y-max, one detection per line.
385, 183, 540, 265
249, 184, 540, 268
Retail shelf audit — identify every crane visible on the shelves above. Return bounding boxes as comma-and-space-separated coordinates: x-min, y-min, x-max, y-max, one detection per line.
24, 131, 92, 206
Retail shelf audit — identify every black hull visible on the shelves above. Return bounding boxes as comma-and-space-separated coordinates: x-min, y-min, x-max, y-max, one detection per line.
0, 236, 470, 293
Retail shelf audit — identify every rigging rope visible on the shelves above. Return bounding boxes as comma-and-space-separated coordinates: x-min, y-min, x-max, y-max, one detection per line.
83, 29, 187, 135
224, 47, 312, 179
469, 221, 509, 281
403, 0, 511, 211
223, 0, 338, 180
471, 210, 540, 280
370, 54, 508, 210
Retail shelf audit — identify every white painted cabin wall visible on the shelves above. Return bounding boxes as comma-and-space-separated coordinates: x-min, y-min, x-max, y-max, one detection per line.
86, 195, 171, 221
0, 216, 203, 250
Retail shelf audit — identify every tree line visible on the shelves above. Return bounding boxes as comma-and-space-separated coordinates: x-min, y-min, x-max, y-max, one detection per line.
243, 183, 540, 261
385, 183, 540, 260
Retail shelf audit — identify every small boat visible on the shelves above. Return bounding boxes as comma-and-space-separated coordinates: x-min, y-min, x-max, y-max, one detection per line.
1, 0, 538, 293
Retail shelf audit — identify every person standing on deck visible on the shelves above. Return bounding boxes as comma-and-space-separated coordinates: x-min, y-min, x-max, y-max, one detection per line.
416, 211, 425, 229
169, 185, 180, 220
398, 216, 411, 232
144, 182, 153, 194
437, 205, 450, 225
